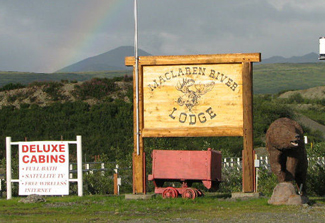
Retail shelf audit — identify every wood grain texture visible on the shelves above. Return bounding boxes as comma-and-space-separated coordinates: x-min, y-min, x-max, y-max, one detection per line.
132, 65, 146, 194
242, 62, 254, 192
142, 127, 243, 137
142, 64, 244, 137
125, 53, 261, 66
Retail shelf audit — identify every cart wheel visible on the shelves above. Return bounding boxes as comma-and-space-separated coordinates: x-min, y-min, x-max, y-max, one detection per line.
162, 187, 178, 199
193, 189, 199, 197
196, 189, 204, 197
182, 188, 196, 199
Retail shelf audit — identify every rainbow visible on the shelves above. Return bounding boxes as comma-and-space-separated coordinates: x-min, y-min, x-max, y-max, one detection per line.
51, 0, 129, 72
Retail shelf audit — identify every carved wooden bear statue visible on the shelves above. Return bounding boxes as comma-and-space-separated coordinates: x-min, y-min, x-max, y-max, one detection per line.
266, 117, 308, 194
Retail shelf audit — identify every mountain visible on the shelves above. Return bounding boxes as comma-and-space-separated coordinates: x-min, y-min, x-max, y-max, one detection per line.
56, 46, 151, 73
261, 52, 319, 64
57, 47, 321, 73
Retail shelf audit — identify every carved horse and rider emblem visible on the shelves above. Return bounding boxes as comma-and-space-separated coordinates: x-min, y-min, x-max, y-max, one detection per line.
175, 78, 215, 112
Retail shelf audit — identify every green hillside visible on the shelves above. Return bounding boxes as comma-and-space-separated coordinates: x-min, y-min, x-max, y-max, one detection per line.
0, 70, 132, 87
253, 63, 325, 94
1, 63, 324, 94
0, 76, 323, 161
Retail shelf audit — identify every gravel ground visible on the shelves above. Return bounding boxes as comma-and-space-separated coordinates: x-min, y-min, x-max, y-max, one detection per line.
120, 203, 325, 223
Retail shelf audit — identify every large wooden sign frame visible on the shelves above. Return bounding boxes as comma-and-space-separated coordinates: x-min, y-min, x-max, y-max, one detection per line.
126, 53, 261, 194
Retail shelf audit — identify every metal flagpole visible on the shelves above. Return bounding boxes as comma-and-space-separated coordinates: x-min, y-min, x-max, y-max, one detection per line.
134, 0, 140, 155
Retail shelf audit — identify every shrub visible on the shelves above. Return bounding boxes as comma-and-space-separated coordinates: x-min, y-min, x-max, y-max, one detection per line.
218, 167, 242, 193
305, 143, 325, 196
256, 168, 277, 196
306, 161, 325, 196
0, 83, 25, 92
83, 172, 113, 195
287, 93, 304, 103
1, 156, 19, 196
43, 82, 64, 101
307, 142, 325, 157
73, 78, 118, 100
7, 95, 18, 103
28, 81, 48, 88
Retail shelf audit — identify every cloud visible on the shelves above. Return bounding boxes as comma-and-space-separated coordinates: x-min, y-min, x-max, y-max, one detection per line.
0, 0, 324, 72
267, 0, 325, 12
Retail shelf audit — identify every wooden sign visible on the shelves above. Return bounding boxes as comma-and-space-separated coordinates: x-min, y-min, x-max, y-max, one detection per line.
126, 53, 261, 194
142, 64, 243, 137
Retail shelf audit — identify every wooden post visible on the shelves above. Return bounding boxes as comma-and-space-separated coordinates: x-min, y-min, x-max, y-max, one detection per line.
132, 64, 146, 194
242, 62, 255, 192
114, 173, 118, 195
133, 144, 145, 194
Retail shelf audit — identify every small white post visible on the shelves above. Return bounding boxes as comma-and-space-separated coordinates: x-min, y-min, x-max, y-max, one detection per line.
77, 135, 83, 197
101, 163, 105, 176
114, 164, 119, 174
69, 164, 73, 179
86, 163, 90, 175
6, 137, 12, 200
117, 178, 121, 195
265, 156, 269, 167
304, 136, 308, 144
89, 164, 93, 175
254, 154, 260, 192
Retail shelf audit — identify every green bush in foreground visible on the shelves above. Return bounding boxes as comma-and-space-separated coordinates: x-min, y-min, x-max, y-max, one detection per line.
256, 168, 277, 196
219, 167, 242, 193
306, 142, 325, 196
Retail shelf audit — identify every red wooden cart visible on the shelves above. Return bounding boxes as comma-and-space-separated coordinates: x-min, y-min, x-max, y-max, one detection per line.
148, 148, 222, 199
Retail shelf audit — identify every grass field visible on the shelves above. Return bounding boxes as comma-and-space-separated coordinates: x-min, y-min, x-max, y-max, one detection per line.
0, 70, 132, 87
253, 63, 325, 94
1, 63, 325, 95
1, 194, 325, 222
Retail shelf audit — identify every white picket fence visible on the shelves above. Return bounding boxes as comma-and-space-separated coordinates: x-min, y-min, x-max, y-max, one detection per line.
76, 156, 325, 175
69, 162, 108, 178
222, 156, 270, 171
2, 157, 325, 195
307, 157, 325, 170
222, 156, 325, 171
68, 162, 132, 187
69, 162, 120, 178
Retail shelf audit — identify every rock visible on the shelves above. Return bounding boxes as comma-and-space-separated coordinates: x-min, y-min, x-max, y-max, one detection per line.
268, 182, 309, 205
18, 194, 46, 203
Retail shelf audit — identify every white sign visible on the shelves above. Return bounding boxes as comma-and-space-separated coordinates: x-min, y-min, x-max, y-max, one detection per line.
117, 178, 122, 186
304, 136, 308, 144
19, 141, 69, 195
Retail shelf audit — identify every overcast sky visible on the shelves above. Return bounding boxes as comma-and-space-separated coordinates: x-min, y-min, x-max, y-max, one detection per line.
0, 0, 324, 73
